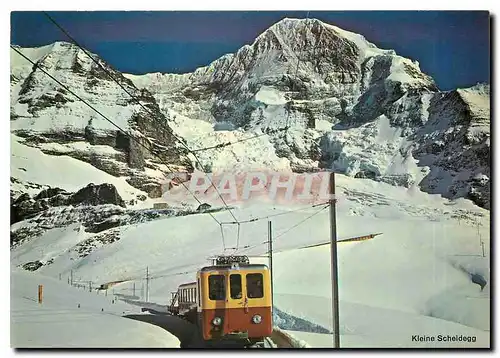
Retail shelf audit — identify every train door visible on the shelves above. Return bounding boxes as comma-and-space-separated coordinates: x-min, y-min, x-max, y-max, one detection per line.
227, 272, 247, 333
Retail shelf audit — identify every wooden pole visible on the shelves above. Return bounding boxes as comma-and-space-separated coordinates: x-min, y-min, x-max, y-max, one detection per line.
38, 285, 43, 304
268, 220, 274, 313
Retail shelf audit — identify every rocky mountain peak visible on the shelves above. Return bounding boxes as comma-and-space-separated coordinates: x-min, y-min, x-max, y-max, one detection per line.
10, 19, 490, 209
10, 40, 191, 200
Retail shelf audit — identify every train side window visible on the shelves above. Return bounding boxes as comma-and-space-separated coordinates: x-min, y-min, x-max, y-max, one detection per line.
230, 274, 242, 299
246, 273, 264, 299
197, 279, 201, 304
208, 275, 225, 300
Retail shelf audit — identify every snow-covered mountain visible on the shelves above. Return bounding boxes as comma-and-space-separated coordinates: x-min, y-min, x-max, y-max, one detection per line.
10, 17, 491, 348
124, 18, 490, 209
11, 18, 490, 208
10, 42, 191, 203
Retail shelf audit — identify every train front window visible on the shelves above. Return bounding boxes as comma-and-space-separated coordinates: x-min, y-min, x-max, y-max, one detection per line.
230, 274, 242, 299
208, 275, 226, 300
246, 273, 264, 298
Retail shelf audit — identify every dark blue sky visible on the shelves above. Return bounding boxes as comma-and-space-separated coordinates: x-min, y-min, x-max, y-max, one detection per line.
11, 11, 490, 90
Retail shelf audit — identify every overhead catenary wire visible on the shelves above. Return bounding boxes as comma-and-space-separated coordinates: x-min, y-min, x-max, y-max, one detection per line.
43, 11, 330, 252
273, 203, 328, 241
221, 202, 329, 252
220, 202, 328, 225
32, 11, 240, 252
42, 11, 240, 227
88, 203, 332, 285
28, 12, 334, 285
103, 206, 330, 284
238, 203, 329, 254
10, 45, 223, 231
42, 11, 188, 148
44, 11, 286, 156
189, 129, 287, 153
228, 223, 241, 253
220, 223, 227, 251
159, 203, 330, 276
91, 203, 331, 286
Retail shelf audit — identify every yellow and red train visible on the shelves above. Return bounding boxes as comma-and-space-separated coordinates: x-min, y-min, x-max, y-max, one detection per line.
168, 255, 272, 347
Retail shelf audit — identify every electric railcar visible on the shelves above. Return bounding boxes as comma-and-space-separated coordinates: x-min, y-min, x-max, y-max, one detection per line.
169, 256, 272, 346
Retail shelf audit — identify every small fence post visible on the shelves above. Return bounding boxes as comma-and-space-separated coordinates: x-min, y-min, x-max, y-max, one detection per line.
38, 285, 43, 304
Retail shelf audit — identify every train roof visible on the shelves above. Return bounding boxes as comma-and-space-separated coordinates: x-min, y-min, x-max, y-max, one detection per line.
178, 281, 197, 288
199, 264, 269, 273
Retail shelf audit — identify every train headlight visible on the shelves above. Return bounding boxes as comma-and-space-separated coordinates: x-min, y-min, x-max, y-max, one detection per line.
212, 317, 222, 326
252, 314, 262, 324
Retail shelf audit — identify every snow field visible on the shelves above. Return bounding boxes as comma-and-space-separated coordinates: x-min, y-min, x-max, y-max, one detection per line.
10, 269, 180, 348
11, 174, 490, 347
11, 134, 147, 201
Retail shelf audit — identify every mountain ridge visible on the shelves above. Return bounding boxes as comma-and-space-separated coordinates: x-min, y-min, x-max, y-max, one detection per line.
10, 18, 490, 209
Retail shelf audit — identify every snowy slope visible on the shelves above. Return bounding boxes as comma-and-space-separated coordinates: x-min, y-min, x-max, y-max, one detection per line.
11, 134, 146, 201
9, 19, 490, 208
11, 174, 490, 348
11, 42, 138, 133
123, 17, 489, 208
10, 42, 188, 200
10, 269, 180, 348
10, 16, 490, 349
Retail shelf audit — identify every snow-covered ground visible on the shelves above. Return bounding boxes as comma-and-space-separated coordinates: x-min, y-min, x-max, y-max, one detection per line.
10, 268, 180, 348
8, 19, 490, 349
11, 134, 147, 201
168, 109, 291, 173
10, 172, 490, 348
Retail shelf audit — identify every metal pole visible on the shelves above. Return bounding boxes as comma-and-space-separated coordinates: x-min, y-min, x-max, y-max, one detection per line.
329, 172, 340, 348
133, 282, 136, 297
70, 270, 73, 286
268, 220, 274, 312
146, 267, 149, 302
